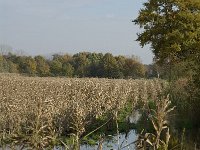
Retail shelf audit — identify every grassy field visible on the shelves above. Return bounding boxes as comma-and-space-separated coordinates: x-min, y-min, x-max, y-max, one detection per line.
0, 74, 167, 149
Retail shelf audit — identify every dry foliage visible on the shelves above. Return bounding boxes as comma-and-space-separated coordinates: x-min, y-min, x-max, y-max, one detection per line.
136, 95, 175, 150
0, 74, 167, 148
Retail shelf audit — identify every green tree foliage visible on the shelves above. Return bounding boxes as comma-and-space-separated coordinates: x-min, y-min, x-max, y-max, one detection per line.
49, 58, 63, 76
87, 53, 103, 77
21, 56, 37, 75
134, 0, 200, 63
35, 56, 50, 76
0, 55, 30, 74
115, 55, 126, 78
135, 0, 200, 131
62, 63, 74, 77
50, 54, 74, 76
0, 54, 18, 73
145, 64, 160, 78
99, 53, 121, 78
0, 55, 5, 72
0, 52, 145, 79
52, 54, 72, 64
3, 53, 19, 73
124, 58, 146, 78
72, 52, 90, 77
6, 60, 18, 73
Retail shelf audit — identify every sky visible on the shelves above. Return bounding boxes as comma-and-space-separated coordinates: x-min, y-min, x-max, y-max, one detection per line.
0, 0, 153, 64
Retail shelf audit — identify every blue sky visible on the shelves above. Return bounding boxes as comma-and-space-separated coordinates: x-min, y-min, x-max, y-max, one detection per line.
0, 0, 153, 64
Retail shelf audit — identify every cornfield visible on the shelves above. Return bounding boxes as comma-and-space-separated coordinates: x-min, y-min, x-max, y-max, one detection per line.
0, 74, 167, 148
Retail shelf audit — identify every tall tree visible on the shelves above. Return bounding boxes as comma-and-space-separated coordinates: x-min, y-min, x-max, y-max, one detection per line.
115, 55, 126, 78
87, 53, 103, 77
100, 53, 121, 78
134, 0, 200, 63
35, 55, 50, 76
49, 59, 62, 76
134, 0, 200, 130
72, 52, 90, 77
17, 56, 37, 75
62, 63, 74, 77
124, 58, 146, 78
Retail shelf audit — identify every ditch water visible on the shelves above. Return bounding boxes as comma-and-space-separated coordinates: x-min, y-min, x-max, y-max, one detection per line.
0, 111, 141, 150
80, 130, 137, 150
0, 130, 138, 150
54, 130, 138, 150
56, 110, 141, 150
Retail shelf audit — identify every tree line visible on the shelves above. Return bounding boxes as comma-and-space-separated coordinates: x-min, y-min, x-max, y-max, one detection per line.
0, 52, 149, 78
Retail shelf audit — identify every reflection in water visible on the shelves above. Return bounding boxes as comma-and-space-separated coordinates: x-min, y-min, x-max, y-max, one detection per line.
0, 131, 138, 150
1, 112, 140, 150
53, 130, 138, 150
80, 130, 137, 150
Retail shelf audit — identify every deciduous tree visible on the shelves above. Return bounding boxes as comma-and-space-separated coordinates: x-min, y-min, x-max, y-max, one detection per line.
134, 0, 200, 63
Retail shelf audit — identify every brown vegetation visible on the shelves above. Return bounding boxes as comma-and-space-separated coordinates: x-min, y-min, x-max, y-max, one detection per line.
0, 74, 167, 148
